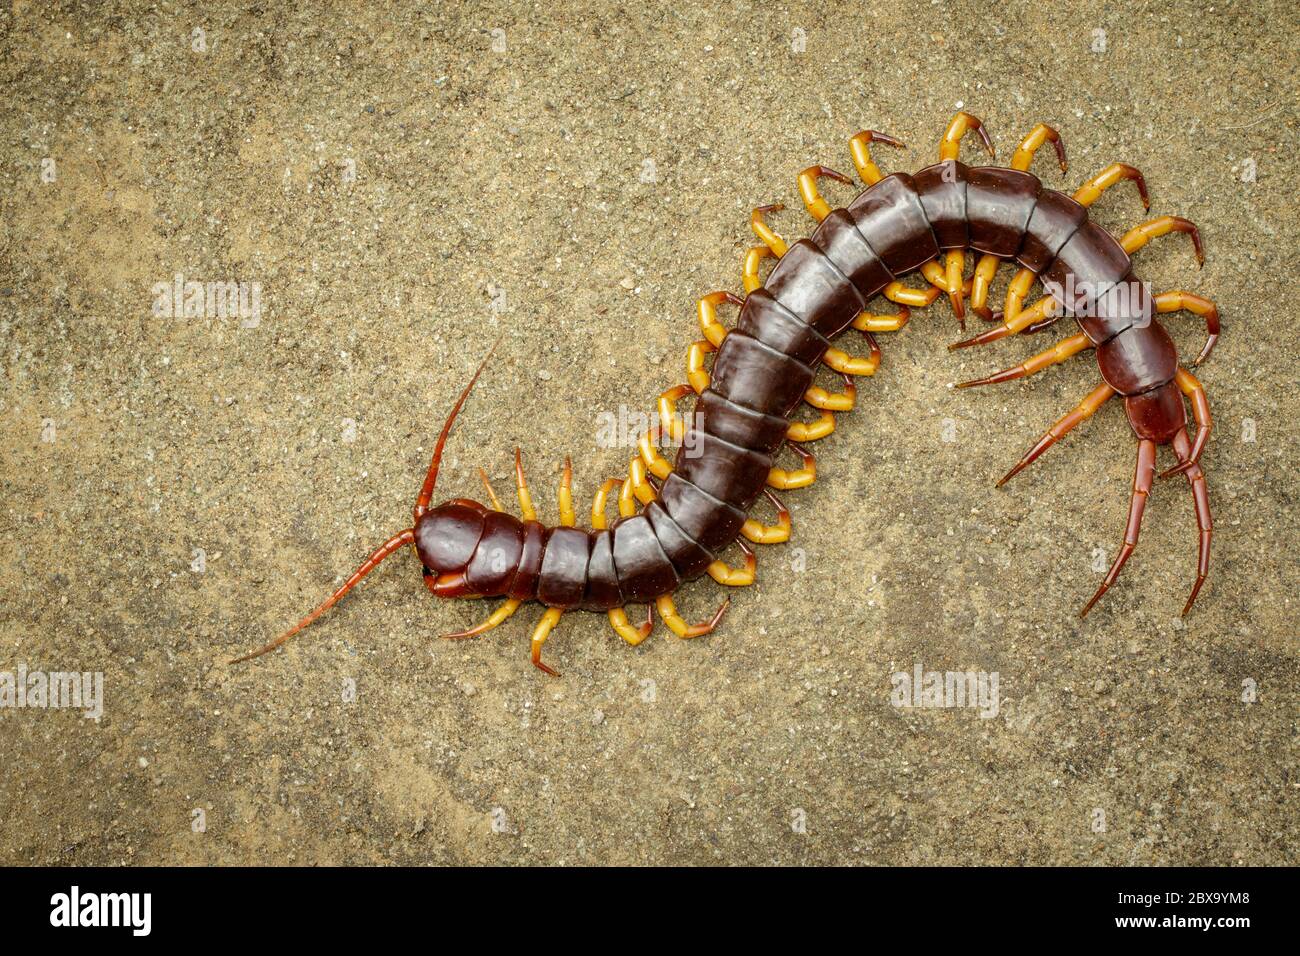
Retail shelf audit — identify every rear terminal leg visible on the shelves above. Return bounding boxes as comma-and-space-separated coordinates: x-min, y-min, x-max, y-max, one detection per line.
998, 382, 1116, 486
1170, 428, 1212, 615
1154, 291, 1220, 365
1080, 440, 1157, 617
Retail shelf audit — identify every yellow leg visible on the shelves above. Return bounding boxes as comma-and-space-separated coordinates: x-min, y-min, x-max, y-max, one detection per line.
707, 538, 757, 586
514, 448, 537, 521
884, 281, 942, 308
1001, 266, 1038, 323
767, 443, 816, 489
530, 607, 564, 676
443, 598, 522, 640
848, 129, 905, 186
1073, 163, 1150, 210
743, 245, 774, 294
822, 343, 879, 376
608, 605, 653, 646
750, 203, 788, 257
658, 384, 693, 442
974, 122, 1063, 324
804, 373, 857, 411
950, 295, 1060, 350
970, 254, 1001, 320
557, 456, 575, 527
687, 339, 714, 394
639, 426, 673, 480
852, 306, 910, 334
619, 457, 656, 516
798, 165, 853, 222
591, 478, 623, 529
956, 333, 1093, 388
656, 593, 730, 639
1010, 123, 1067, 173
698, 290, 741, 348
937, 112, 994, 321
477, 467, 504, 511
787, 409, 835, 442
1153, 291, 1220, 366
742, 488, 791, 544
1120, 216, 1205, 266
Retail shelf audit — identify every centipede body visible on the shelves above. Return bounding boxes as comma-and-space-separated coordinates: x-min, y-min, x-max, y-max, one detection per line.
233, 112, 1218, 675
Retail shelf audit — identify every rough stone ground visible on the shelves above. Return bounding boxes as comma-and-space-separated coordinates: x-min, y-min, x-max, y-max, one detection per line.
1, 0, 1296, 865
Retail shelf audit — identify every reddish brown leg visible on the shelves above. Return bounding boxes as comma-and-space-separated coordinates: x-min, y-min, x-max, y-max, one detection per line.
1171, 428, 1213, 615
998, 383, 1115, 486
1080, 440, 1157, 617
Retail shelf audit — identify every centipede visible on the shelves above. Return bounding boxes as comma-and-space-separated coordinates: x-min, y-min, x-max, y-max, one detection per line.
231, 112, 1217, 675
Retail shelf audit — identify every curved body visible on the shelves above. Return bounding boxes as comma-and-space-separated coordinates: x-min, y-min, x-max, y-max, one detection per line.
234, 113, 1218, 674
418, 167, 1185, 606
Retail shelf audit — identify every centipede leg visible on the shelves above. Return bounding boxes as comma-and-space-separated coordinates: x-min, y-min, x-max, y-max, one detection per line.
949, 295, 1060, 350
853, 305, 911, 334
969, 254, 1002, 321
956, 333, 1093, 388
529, 606, 564, 676
591, 478, 623, 530
557, 456, 576, 526
1162, 368, 1212, 477
742, 488, 792, 544
1170, 428, 1212, 616
743, 245, 774, 294
1153, 291, 1221, 365
1120, 217, 1205, 266
656, 593, 731, 639
607, 604, 654, 646
442, 598, 523, 640
822, 329, 881, 377
514, 448, 538, 521
658, 384, 693, 441
639, 425, 674, 480
848, 129, 905, 186
708, 537, 757, 586
997, 382, 1116, 486
1080, 440, 1157, 617
767, 442, 816, 489
884, 280, 944, 308
804, 373, 857, 412
698, 291, 741, 348
686, 339, 715, 394
938, 112, 996, 321
750, 203, 788, 256
477, 467, 504, 511
1073, 162, 1150, 210
798, 165, 855, 222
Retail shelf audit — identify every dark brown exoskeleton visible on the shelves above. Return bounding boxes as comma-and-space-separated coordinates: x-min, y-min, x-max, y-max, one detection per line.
233, 113, 1218, 675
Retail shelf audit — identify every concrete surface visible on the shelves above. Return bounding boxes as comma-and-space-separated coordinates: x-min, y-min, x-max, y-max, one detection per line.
1, 0, 1296, 865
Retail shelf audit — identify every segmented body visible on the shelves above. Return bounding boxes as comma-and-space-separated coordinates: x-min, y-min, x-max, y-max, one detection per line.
418, 168, 1183, 606
234, 114, 1218, 673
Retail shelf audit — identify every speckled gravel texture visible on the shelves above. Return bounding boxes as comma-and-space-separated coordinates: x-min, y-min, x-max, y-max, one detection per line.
1, 0, 1296, 865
